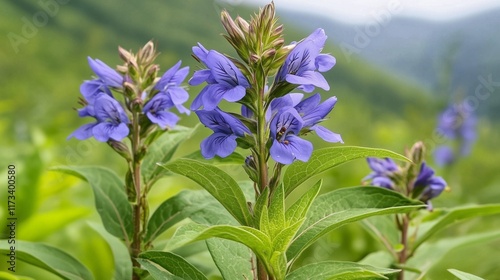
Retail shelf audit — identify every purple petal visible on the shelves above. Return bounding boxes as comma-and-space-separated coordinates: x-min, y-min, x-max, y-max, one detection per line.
67, 123, 96, 140
167, 87, 189, 105
222, 85, 246, 102
270, 135, 313, 164
312, 125, 343, 143
193, 43, 209, 64
286, 71, 330, 91
92, 122, 129, 142
190, 86, 208, 110
315, 54, 336, 72
87, 57, 123, 88
147, 111, 179, 129
201, 84, 227, 111
94, 95, 129, 123
302, 96, 337, 126
189, 69, 212, 86
201, 133, 237, 159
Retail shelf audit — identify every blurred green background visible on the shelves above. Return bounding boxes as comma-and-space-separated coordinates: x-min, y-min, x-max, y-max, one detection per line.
1, 0, 499, 279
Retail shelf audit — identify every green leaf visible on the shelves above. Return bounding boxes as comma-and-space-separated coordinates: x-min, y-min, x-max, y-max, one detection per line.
448, 269, 485, 280
287, 187, 423, 261
160, 158, 251, 226
0, 241, 93, 280
285, 261, 399, 280
413, 204, 500, 250
254, 187, 270, 228
359, 251, 395, 268
206, 239, 253, 280
19, 207, 90, 241
145, 190, 214, 244
88, 222, 132, 280
138, 251, 207, 280
52, 166, 133, 241
136, 259, 183, 280
184, 150, 245, 166
408, 230, 500, 278
142, 125, 198, 185
286, 180, 322, 226
283, 146, 410, 195
0, 271, 35, 280
168, 223, 272, 270
268, 184, 286, 238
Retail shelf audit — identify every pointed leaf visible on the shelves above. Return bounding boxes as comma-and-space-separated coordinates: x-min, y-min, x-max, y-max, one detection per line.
286, 180, 322, 226
268, 184, 286, 238
287, 187, 423, 260
88, 222, 132, 280
160, 158, 251, 226
52, 166, 133, 241
407, 230, 500, 277
413, 204, 500, 250
448, 269, 485, 280
168, 223, 272, 269
285, 261, 399, 280
145, 190, 214, 244
184, 150, 245, 165
283, 146, 410, 195
206, 239, 253, 280
0, 241, 93, 280
138, 251, 207, 280
136, 259, 183, 280
142, 125, 198, 185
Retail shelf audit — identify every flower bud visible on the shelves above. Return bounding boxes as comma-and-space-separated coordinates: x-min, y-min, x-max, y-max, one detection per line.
137, 41, 156, 65
235, 16, 250, 33
243, 155, 258, 183
108, 140, 132, 161
118, 46, 134, 63
409, 141, 425, 165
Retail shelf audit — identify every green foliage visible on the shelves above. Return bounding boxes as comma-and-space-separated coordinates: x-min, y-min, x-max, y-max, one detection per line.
88, 222, 132, 280
52, 166, 133, 241
138, 251, 207, 280
285, 261, 399, 280
413, 204, 500, 250
286, 187, 423, 261
145, 190, 214, 245
160, 159, 252, 226
0, 241, 93, 280
141, 125, 199, 187
283, 146, 411, 195
448, 269, 485, 280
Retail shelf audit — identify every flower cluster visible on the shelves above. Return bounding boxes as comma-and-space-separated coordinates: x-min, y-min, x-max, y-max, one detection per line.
434, 103, 477, 166
68, 42, 190, 146
190, 3, 342, 167
364, 142, 447, 209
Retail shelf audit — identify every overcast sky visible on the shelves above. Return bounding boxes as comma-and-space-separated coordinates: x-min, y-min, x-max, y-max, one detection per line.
236, 0, 500, 23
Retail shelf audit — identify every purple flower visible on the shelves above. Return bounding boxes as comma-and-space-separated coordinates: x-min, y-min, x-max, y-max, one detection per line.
294, 93, 343, 143
68, 94, 130, 142
83, 57, 123, 96
268, 93, 343, 143
413, 162, 447, 209
189, 43, 250, 110
154, 61, 190, 115
275, 28, 336, 92
363, 158, 399, 189
434, 105, 477, 166
196, 109, 250, 159
434, 146, 455, 167
270, 108, 313, 164
143, 93, 181, 129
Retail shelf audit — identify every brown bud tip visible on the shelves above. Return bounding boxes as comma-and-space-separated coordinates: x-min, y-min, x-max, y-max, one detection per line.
118, 46, 134, 62
235, 16, 250, 33
138, 41, 156, 63
409, 141, 426, 165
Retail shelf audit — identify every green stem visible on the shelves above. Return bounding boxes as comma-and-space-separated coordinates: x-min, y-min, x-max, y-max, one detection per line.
397, 213, 410, 280
257, 259, 269, 280
130, 111, 144, 279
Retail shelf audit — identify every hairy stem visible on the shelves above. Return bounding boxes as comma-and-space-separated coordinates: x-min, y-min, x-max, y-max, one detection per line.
130, 111, 143, 279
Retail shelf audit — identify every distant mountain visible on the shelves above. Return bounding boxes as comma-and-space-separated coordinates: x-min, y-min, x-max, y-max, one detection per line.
277, 8, 500, 118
